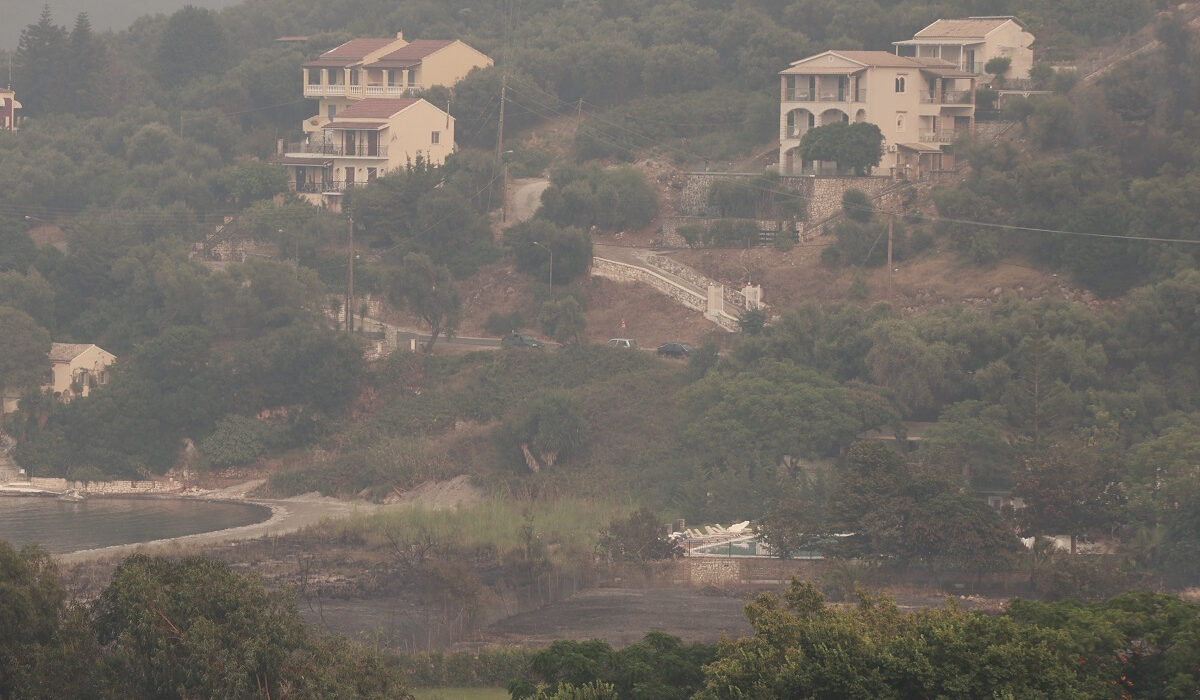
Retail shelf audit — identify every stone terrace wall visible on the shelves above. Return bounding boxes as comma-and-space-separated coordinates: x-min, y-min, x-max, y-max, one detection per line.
804, 176, 894, 228
28, 476, 183, 494
592, 257, 739, 332
643, 254, 751, 313
669, 557, 828, 589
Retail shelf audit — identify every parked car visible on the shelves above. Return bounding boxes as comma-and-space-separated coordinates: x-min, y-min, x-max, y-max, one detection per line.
607, 338, 637, 349
502, 333, 543, 348
656, 342, 693, 358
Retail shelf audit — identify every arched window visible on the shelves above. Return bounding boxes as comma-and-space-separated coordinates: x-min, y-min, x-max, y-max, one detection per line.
896, 113, 906, 132
895, 76, 906, 93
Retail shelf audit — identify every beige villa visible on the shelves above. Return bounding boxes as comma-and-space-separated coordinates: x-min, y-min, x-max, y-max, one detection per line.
0, 87, 20, 131
301, 32, 491, 134
894, 16, 1035, 81
1, 343, 116, 415
778, 50, 977, 178
278, 97, 454, 209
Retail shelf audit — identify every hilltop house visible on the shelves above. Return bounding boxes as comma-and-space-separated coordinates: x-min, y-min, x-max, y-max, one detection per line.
278, 97, 454, 209
301, 32, 491, 134
0, 87, 21, 131
1, 343, 116, 415
893, 16, 1034, 82
778, 50, 977, 178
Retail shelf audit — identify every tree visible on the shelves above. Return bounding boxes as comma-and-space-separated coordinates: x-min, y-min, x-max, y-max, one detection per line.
506, 219, 594, 286
698, 579, 1093, 699
153, 6, 229, 86
0, 305, 51, 400
12, 7, 68, 114
798, 121, 883, 175
504, 391, 587, 472
984, 56, 1012, 85
388, 253, 461, 353
64, 13, 104, 115
597, 508, 683, 565
539, 296, 587, 344
1013, 438, 1128, 555
91, 555, 409, 698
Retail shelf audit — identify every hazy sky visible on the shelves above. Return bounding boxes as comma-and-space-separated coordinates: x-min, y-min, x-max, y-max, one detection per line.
0, 0, 244, 51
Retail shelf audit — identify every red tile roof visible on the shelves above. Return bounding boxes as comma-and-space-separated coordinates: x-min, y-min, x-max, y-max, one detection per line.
321, 38, 398, 60
334, 98, 421, 119
375, 39, 454, 61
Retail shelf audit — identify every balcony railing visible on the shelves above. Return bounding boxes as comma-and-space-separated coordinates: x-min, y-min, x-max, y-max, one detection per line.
919, 130, 961, 143
285, 142, 388, 158
303, 83, 422, 98
920, 90, 973, 105
290, 180, 371, 194
783, 89, 867, 103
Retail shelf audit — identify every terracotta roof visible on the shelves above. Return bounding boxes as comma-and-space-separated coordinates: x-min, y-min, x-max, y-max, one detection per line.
832, 51, 925, 67
49, 343, 98, 362
319, 38, 398, 61
334, 98, 421, 119
374, 39, 454, 61
914, 17, 1015, 39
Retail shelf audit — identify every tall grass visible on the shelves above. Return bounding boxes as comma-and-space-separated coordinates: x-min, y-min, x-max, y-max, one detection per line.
318, 497, 630, 561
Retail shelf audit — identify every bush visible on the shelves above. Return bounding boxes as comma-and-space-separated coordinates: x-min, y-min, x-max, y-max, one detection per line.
539, 165, 658, 231
199, 414, 286, 469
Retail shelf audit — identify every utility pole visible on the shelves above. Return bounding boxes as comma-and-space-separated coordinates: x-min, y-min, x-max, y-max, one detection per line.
495, 73, 507, 164
346, 214, 355, 332
886, 212, 894, 297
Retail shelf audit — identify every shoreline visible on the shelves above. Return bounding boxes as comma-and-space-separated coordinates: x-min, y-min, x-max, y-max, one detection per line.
53, 493, 373, 565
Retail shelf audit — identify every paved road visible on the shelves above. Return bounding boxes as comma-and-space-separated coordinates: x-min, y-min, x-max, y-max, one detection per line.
358, 317, 503, 350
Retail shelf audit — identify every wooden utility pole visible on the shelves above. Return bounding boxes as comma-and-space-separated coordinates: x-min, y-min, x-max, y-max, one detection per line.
886, 213, 894, 297
495, 73, 507, 163
346, 214, 355, 332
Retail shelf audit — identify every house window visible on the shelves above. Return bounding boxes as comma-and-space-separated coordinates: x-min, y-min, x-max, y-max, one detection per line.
896, 113, 906, 132
349, 69, 359, 86
431, 131, 440, 145
307, 69, 320, 85
895, 76, 906, 93
367, 168, 377, 181
327, 104, 337, 120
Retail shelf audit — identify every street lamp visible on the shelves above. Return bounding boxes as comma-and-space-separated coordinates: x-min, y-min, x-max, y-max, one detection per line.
532, 240, 552, 294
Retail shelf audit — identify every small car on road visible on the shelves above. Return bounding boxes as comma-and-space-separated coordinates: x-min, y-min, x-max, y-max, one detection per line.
502, 333, 543, 348
656, 342, 693, 358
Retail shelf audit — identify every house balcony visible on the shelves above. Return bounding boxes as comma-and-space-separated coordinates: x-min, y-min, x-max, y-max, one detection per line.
285, 142, 389, 158
783, 88, 868, 103
919, 130, 964, 143
919, 90, 973, 105
290, 180, 371, 194
304, 83, 422, 98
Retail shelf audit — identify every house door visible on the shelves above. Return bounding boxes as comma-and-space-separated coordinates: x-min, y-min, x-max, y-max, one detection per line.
296, 167, 307, 191
837, 76, 847, 101
344, 167, 354, 187
344, 131, 357, 156
366, 131, 378, 156
965, 49, 975, 73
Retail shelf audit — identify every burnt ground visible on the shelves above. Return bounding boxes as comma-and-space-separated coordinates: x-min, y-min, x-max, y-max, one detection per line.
467, 587, 754, 648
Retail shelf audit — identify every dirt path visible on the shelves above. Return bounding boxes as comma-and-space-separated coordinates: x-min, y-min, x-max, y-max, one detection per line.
508, 178, 550, 224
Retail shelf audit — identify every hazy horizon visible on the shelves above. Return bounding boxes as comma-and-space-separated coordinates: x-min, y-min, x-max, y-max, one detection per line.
0, 0, 244, 52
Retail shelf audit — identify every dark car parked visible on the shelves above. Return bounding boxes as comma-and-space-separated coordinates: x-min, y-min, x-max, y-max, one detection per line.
502, 333, 543, 348
656, 342, 693, 358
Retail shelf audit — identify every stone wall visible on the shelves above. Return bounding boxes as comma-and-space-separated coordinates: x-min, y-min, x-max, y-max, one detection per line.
592, 257, 740, 332
803, 175, 894, 229
671, 556, 828, 589
27, 476, 182, 494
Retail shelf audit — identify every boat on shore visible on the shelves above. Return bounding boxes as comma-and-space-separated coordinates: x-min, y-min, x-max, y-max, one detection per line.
57, 489, 87, 502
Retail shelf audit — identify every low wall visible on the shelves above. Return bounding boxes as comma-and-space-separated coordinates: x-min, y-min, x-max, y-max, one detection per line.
666, 557, 828, 589
26, 476, 182, 494
592, 257, 740, 332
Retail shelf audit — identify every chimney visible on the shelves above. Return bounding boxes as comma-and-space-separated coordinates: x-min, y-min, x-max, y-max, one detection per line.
395, 31, 404, 41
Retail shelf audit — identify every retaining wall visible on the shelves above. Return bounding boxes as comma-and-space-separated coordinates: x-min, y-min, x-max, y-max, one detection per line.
592, 258, 740, 332
26, 476, 183, 494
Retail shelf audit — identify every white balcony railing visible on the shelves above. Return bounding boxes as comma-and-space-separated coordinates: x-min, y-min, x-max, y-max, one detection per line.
783, 89, 867, 103
285, 142, 389, 158
919, 130, 960, 143
920, 90, 973, 105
